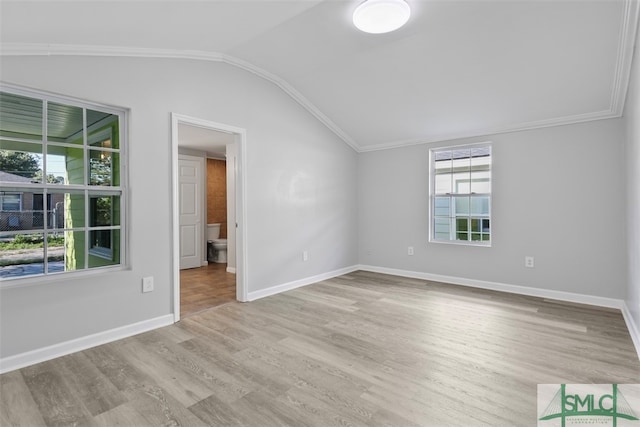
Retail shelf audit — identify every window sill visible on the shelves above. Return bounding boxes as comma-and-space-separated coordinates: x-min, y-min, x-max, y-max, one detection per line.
429, 239, 492, 248
0, 264, 130, 289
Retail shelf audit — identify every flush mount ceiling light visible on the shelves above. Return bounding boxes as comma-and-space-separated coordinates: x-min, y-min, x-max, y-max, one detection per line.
353, 0, 411, 34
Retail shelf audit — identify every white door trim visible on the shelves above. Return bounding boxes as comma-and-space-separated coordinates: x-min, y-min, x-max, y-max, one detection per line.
171, 113, 249, 322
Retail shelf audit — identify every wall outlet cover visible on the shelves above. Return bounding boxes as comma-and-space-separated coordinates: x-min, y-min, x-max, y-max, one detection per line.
142, 276, 154, 292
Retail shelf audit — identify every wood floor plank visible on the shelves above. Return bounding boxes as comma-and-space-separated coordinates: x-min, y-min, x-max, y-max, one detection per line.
20, 361, 97, 426
2, 270, 639, 426
114, 334, 216, 407
111, 384, 207, 427
85, 341, 208, 426
53, 352, 127, 417
180, 263, 236, 318
0, 370, 47, 427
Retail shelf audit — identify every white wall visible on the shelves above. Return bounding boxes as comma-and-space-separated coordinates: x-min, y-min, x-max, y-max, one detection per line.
624, 27, 640, 337
358, 119, 627, 299
0, 55, 358, 360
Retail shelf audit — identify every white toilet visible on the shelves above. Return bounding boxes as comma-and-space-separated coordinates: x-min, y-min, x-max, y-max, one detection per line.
207, 223, 228, 263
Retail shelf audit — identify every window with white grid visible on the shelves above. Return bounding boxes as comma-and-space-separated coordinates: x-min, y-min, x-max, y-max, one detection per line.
0, 84, 127, 282
430, 144, 491, 245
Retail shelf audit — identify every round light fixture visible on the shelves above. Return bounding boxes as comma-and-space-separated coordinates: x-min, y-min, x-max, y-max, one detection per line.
353, 0, 411, 34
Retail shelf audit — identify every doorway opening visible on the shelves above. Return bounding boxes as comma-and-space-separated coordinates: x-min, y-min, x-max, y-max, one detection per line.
171, 113, 247, 322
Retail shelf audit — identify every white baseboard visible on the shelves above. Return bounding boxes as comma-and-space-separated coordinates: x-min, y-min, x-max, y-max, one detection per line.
621, 302, 640, 360
4, 266, 637, 373
247, 265, 359, 301
0, 314, 174, 374
358, 265, 625, 309
227, 267, 236, 274
358, 265, 640, 360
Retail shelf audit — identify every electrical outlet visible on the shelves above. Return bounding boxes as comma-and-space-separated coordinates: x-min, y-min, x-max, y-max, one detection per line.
303, 251, 309, 261
142, 276, 154, 293
525, 256, 534, 268
408, 246, 414, 256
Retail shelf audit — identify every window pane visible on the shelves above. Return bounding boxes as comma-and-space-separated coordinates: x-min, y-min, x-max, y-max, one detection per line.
482, 219, 490, 232
452, 150, 471, 190
90, 195, 120, 227
456, 232, 469, 241
470, 176, 490, 194
434, 217, 450, 240
471, 196, 489, 215
47, 146, 84, 185
39, 153, 66, 184
90, 229, 111, 250
452, 148, 471, 161
434, 197, 450, 217
470, 149, 490, 193
453, 177, 471, 193
434, 151, 452, 193
0, 147, 43, 180
64, 230, 85, 271
471, 233, 482, 241
0, 187, 44, 233
46, 232, 65, 274
89, 150, 119, 186
47, 102, 83, 144
0, 232, 45, 279
434, 170, 452, 194
88, 110, 119, 149
433, 150, 452, 162
455, 197, 469, 215
0, 92, 43, 141
89, 229, 120, 268
456, 217, 468, 232
471, 218, 480, 232
45, 189, 84, 230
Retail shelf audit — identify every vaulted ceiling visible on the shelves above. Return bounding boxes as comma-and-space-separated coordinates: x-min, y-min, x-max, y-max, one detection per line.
1, 0, 638, 152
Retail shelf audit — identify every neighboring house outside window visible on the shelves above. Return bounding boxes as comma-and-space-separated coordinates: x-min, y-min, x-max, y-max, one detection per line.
0, 85, 127, 282
430, 144, 491, 245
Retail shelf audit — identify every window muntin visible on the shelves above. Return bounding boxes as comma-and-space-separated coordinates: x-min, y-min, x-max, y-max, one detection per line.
430, 144, 491, 245
0, 86, 126, 281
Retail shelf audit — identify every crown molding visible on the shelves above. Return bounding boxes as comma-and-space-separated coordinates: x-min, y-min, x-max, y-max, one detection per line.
359, 109, 620, 153
359, 0, 639, 154
2, 0, 638, 156
0, 43, 361, 152
610, 0, 640, 115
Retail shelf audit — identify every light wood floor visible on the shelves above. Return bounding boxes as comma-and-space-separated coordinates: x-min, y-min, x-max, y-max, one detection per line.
2, 271, 639, 426
180, 263, 236, 318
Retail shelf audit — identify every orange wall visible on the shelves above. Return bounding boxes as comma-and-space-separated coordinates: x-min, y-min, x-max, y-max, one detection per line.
206, 158, 227, 238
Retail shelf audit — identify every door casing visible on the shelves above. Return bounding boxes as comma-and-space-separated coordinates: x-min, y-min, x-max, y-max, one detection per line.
171, 113, 248, 322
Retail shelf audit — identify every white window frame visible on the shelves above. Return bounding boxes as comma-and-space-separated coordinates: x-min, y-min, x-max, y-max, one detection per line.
429, 142, 492, 246
0, 83, 128, 286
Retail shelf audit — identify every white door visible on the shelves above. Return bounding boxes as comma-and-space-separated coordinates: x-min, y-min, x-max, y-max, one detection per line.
179, 155, 203, 269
